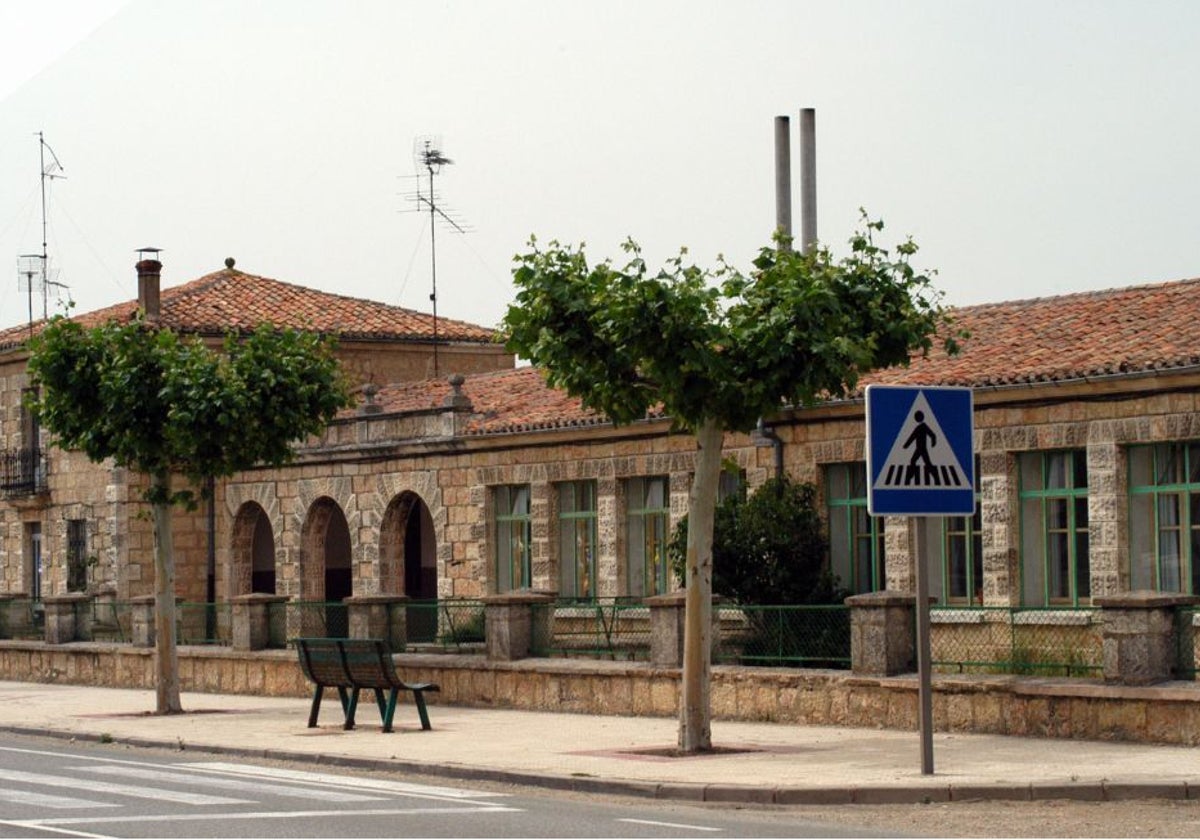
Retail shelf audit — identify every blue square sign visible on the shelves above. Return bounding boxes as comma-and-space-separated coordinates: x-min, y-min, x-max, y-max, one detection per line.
866, 385, 975, 516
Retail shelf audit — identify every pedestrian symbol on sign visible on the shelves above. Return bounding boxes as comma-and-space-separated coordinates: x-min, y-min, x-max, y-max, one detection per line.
873, 392, 967, 491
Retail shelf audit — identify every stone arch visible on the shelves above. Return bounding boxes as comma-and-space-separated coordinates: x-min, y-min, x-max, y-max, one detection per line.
380, 492, 438, 597
222, 482, 283, 599
373, 471, 448, 596
299, 496, 353, 603
230, 501, 276, 595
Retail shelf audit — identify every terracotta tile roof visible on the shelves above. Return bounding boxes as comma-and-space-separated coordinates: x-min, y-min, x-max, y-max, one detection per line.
865, 277, 1200, 389
367, 367, 611, 434
0, 267, 496, 351
360, 276, 1200, 435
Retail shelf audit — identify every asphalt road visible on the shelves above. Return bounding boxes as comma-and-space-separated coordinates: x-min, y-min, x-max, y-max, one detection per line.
0, 734, 890, 838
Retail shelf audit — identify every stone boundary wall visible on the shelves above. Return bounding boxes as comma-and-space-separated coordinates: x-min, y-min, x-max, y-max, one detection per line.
1, 641, 1199, 745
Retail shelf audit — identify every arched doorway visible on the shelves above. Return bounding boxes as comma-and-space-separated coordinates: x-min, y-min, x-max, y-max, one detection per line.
301, 497, 352, 636
380, 492, 438, 642
231, 502, 276, 595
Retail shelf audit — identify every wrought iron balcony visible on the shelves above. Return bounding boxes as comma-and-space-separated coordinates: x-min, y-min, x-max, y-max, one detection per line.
0, 448, 48, 497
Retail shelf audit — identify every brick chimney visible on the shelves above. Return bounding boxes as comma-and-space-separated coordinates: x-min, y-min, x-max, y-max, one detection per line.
136, 251, 162, 323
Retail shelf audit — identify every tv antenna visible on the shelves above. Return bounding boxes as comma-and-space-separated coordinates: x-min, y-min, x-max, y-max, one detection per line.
15, 133, 70, 335
403, 135, 471, 379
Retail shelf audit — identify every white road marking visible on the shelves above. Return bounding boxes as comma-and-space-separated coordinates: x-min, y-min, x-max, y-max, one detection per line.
183, 761, 510, 801
31, 805, 524, 827
0, 819, 114, 839
0, 788, 117, 810
74, 765, 385, 802
619, 817, 722, 832
0, 768, 251, 806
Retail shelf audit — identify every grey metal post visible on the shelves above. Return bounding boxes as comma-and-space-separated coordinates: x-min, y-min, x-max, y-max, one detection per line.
799, 108, 817, 255
913, 518, 935, 774
774, 115, 792, 250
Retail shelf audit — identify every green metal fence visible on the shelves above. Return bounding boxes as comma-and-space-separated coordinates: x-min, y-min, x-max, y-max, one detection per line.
0, 598, 42, 640
1176, 605, 1199, 680
930, 606, 1102, 677
531, 598, 651, 661
176, 601, 232, 645
713, 604, 851, 668
286, 600, 349, 639
402, 599, 486, 652
73, 598, 131, 643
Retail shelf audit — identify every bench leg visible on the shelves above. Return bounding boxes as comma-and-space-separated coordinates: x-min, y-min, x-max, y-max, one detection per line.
412, 690, 432, 731
307, 685, 324, 728
380, 688, 399, 733
342, 687, 359, 730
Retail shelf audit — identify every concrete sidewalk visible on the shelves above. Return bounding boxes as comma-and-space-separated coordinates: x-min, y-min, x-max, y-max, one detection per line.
0, 680, 1196, 805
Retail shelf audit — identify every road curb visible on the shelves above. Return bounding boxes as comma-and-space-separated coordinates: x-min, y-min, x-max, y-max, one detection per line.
0, 723, 1190, 807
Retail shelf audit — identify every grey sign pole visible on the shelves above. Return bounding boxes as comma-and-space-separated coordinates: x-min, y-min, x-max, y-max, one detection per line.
913, 518, 934, 775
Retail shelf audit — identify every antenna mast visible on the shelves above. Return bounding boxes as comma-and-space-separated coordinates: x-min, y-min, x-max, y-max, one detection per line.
406, 136, 469, 379
17, 133, 68, 334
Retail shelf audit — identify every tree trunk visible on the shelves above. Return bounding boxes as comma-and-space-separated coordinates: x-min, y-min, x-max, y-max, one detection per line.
151, 470, 183, 714
679, 418, 723, 752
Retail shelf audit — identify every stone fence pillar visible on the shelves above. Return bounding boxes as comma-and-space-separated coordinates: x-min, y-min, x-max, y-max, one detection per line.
231, 593, 289, 651
130, 594, 156, 647
1093, 592, 1200, 685
482, 590, 555, 661
42, 593, 90, 644
346, 594, 409, 651
647, 591, 687, 667
846, 591, 918, 676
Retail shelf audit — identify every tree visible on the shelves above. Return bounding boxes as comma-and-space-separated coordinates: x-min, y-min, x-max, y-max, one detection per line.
26, 315, 353, 714
669, 476, 844, 607
503, 218, 960, 752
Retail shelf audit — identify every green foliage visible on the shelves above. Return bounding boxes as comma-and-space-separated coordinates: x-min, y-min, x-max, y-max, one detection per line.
503, 216, 963, 435
25, 317, 353, 505
669, 476, 848, 605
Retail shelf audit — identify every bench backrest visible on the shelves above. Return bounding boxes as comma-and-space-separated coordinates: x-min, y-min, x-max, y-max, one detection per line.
296, 638, 401, 689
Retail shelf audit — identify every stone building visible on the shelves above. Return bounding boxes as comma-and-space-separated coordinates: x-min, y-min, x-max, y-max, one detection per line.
5, 259, 1200, 641
0, 258, 512, 606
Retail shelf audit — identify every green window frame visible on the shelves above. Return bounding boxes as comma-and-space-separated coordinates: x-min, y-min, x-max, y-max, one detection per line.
826, 462, 885, 594
626, 476, 669, 597
1018, 450, 1089, 606
557, 481, 597, 600
941, 457, 983, 605
1128, 442, 1200, 594
494, 484, 531, 592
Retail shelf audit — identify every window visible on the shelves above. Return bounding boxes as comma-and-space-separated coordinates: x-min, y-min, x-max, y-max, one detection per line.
557, 481, 597, 599
941, 458, 983, 605
66, 519, 88, 593
826, 462, 885, 593
494, 485, 531, 592
626, 476, 669, 597
1019, 450, 1089, 605
1129, 442, 1200, 593
717, 465, 746, 503
25, 522, 43, 601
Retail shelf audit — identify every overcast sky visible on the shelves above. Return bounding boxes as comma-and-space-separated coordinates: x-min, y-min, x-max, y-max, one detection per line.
1, 0, 1197, 336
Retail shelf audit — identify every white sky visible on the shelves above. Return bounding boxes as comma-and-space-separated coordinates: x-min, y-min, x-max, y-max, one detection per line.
0, 0, 1197, 335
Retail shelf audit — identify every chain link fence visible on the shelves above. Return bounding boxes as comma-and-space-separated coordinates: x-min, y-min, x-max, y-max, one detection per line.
531, 598, 651, 660
713, 604, 851, 668
1176, 605, 1199, 680
930, 606, 1102, 677
401, 599, 486, 653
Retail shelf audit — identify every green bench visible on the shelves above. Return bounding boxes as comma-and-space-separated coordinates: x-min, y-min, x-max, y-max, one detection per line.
294, 637, 439, 733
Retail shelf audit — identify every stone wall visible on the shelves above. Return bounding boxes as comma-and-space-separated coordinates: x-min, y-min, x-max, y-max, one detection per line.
1, 641, 1198, 745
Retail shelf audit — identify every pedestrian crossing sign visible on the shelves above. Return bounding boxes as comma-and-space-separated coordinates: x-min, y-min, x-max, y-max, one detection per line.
865, 384, 974, 516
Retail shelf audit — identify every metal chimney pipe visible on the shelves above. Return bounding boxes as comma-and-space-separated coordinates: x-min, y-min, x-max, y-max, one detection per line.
799, 108, 817, 255
773, 115, 792, 251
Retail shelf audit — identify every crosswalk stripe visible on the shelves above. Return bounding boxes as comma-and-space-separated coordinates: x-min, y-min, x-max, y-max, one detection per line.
183, 762, 510, 801
74, 766, 384, 803
0, 768, 251, 806
0, 787, 117, 810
